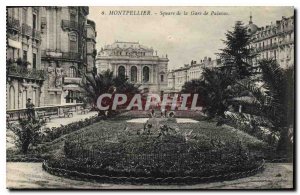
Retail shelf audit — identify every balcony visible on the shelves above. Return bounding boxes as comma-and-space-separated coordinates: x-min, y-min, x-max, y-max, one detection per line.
61, 20, 79, 32
21, 23, 32, 37
41, 50, 82, 62
7, 64, 46, 81
7, 17, 21, 32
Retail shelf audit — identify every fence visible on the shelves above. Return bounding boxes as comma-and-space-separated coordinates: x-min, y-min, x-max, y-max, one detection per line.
42, 159, 265, 184
6, 103, 84, 121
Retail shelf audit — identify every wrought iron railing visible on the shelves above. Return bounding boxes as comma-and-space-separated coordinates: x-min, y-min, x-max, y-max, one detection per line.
32, 29, 41, 40
21, 23, 32, 36
7, 17, 21, 31
62, 20, 78, 31
6, 103, 84, 121
7, 64, 46, 81
41, 50, 82, 61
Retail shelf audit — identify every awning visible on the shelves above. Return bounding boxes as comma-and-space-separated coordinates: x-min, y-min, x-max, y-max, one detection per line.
63, 84, 81, 91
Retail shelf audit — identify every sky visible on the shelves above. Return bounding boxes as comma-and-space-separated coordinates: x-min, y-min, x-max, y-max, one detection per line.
88, 6, 294, 70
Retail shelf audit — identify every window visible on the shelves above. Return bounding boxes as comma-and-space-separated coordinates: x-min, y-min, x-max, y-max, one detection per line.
32, 53, 37, 69
69, 66, 76, 77
130, 66, 137, 82
33, 14, 37, 30
118, 66, 126, 79
23, 50, 27, 62
66, 91, 74, 103
9, 86, 15, 109
143, 66, 150, 82
160, 75, 164, 82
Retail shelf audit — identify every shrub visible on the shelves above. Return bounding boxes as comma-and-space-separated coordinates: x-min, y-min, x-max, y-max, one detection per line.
7, 118, 45, 154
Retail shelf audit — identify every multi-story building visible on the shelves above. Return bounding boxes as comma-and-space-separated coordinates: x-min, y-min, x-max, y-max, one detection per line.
247, 15, 294, 69
40, 6, 95, 105
167, 57, 221, 91
86, 19, 97, 72
96, 41, 169, 94
6, 6, 97, 110
7, 7, 45, 110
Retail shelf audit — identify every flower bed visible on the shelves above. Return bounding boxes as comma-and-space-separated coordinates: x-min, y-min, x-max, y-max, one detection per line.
43, 117, 265, 184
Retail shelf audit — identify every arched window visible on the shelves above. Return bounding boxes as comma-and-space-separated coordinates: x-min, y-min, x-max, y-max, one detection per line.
69, 66, 76, 77
9, 86, 15, 109
118, 66, 126, 79
130, 66, 137, 82
143, 66, 150, 82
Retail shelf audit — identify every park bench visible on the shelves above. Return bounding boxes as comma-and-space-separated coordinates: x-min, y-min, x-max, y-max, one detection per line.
78, 107, 90, 115
36, 111, 51, 122
59, 108, 73, 118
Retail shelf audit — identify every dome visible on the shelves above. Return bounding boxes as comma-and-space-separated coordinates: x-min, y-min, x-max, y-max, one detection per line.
246, 23, 258, 35
246, 14, 258, 35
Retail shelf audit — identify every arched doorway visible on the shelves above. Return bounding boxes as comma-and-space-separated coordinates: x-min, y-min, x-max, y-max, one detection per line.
8, 86, 15, 109
118, 66, 126, 79
130, 66, 137, 82
143, 66, 150, 82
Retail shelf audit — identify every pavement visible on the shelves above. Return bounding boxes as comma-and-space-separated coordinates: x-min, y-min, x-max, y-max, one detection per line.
6, 162, 293, 189
45, 111, 98, 128
6, 111, 98, 150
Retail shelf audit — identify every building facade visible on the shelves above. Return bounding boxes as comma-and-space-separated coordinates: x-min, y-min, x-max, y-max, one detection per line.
167, 57, 221, 92
7, 6, 97, 110
7, 7, 45, 110
247, 15, 294, 69
96, 41, 169, 94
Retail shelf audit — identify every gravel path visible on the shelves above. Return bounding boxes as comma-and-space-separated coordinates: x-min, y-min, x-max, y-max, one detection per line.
6, 162, 293, 189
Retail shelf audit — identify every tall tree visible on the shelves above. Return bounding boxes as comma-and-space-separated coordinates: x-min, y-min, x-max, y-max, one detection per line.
218, 21, 256, 79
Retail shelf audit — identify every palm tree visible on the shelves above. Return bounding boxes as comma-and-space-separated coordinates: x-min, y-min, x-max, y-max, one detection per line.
235, 59, 294, 154
79, 69, 140, 115
181, 67, 236, 118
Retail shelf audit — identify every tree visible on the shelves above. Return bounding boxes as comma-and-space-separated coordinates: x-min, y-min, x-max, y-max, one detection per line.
218, 21, 256, 79
80, 69, 140, 115
236, 59, 294, 154
182, 67, 236, 118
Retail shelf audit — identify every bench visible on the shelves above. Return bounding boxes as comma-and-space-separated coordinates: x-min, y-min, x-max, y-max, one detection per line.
36, 111, 51, 122
78, 108, 90, 115
59, 109, 73, 118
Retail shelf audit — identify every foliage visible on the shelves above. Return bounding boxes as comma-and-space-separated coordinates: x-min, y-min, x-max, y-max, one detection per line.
79, 69, 140, 115
234, 59, 294, 154
7, 118, 45, 154
40, 116, 103, 142
218, 21, 256, 79
182, 68, 237, 118
225, 111, 279, 146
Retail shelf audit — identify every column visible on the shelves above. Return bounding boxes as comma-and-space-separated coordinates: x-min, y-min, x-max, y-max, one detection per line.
126, 64, 130, 81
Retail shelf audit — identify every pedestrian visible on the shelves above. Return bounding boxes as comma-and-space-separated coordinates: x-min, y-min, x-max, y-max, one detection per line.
26, 98, 35, 119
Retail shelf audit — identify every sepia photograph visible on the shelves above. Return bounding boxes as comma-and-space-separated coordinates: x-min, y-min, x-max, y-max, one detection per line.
5, 6, 295, 190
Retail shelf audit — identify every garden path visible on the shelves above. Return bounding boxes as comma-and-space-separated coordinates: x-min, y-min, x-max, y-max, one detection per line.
6, 162, 293, 189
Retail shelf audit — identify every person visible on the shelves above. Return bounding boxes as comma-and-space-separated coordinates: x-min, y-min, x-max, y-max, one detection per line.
26, 98, 35, 119
160, 108, 164, 118
150, 108, 155, 118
